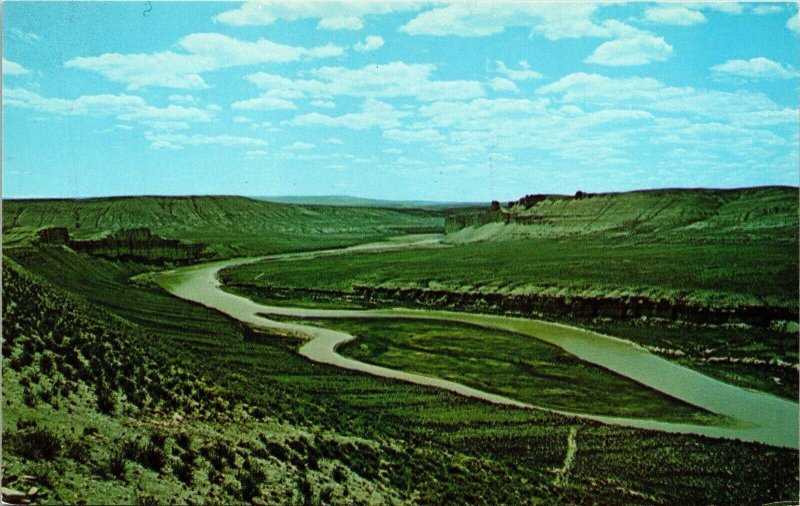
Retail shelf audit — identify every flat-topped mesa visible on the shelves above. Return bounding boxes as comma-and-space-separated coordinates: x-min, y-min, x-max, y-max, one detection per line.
37, 226, 71, 244
445, 186, 799, 239
36, 226, 209, 264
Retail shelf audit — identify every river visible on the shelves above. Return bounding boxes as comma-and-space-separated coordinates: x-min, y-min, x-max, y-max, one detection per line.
153, 236, 799, 449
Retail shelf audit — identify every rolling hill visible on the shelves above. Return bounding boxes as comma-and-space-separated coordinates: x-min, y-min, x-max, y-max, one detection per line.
446, 186, 798, 243
3, 196, 443, 257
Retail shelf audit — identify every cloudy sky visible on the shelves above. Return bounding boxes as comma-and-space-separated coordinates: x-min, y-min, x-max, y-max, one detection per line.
3, 1, 798, 200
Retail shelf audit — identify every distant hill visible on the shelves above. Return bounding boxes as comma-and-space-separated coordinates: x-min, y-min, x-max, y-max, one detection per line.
257, 195, 483, 209
3, 196, 444, 257
445, 186, 799, 243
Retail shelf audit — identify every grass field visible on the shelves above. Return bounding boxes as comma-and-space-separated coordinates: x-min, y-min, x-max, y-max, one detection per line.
5, 245, 798, 504
277, 317, 724, 424
223, 236, 798, 308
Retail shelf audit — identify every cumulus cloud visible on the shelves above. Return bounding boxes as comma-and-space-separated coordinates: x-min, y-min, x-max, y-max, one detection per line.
145, 131, 268, 149
751, 5, 783, 15
584, 22, 672, 66
231, 96, 297, 110
214, 1, 420, 30
537, 72, 795, 126
285, 141, 315, 150
168, 94, 199, 104
245, 62, 484, 102
287, 98, 409, 130
65, 33, 344, 89
383, 128, 444, 143
400, 3, 608, 39
495, 61, 542, 81
353, 35, 384, 52
643, 6, 706, 25
3, 88, 216, 131
490, 77, 519, 93
3, 58, 29, 76
324, 137, 344, 144
711, 57, 800, 80
788, 12, 800, 34
311, 100, 336, 108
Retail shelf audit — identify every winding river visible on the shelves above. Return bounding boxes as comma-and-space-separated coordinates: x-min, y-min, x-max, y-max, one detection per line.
153, 237, 799, 449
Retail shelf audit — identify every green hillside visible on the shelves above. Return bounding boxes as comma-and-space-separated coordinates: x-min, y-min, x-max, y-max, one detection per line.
447, 186, 798, 242
3, 196, 443, 257
5, 242, 797, 505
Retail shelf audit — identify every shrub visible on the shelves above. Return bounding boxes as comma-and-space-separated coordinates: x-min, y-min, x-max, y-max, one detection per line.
173, 460, 194, 485
96, 385, 116, 415
140, 442, 167, 472
150, 430, 168, 449
67, 439, 91, 463
109, 450, 127, 479
11, 427, 62, 460
175, 431, 191, 450
135, 493, 161, 506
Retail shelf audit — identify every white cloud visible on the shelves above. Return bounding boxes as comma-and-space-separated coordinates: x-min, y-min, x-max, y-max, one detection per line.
234, 115, 254, 123
353, 35, 384, 52
117, 104, 214, 123
325, 137, 343, 144
788, 12, 800, 34
585, 22, 672, 66
287, 98, 409, 130
490, 77, 519, 93
139, 121, 191, 131
495, 61, 542, 81
214, 1, 420, 30
383, 147, 402, 154
3, 58, 29, 76
417, 98, 545, 129
752, 5, 783, 15
9, 28, 40, 44
4, 87, 215, 127
245, 62, 483, 102
711, 57, 800, 80
144, 131, 268, 150
684, 2, 743, 15
246, 149, 269, 158
318, 16, 363, 30
285, 141, 315, 150
537, 72, 794, 126
65, 33, 344, 90
383, 128, 444, 143
311, 100, 336, 108
400, 3, 608, 39
231, 96, 297, 110
643, 6, 706, 26
168, 94, 199, 104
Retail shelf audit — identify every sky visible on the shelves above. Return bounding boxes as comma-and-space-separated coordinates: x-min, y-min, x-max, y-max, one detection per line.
2, 1, 799, 201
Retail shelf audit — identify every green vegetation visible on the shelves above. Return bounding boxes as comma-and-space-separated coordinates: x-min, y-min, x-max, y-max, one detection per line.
5, 245, 798, 504
281, 317, 723, 424
4, 190, 799, 504
224, 234, 797, 309
3, 196, 443, 257
221, 187, 799, 400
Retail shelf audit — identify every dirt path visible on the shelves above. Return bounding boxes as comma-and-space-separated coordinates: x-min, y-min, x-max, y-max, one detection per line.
554, 427, 578, 487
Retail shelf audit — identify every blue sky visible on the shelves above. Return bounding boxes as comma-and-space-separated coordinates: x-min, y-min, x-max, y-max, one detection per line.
3, 1, 799, 201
